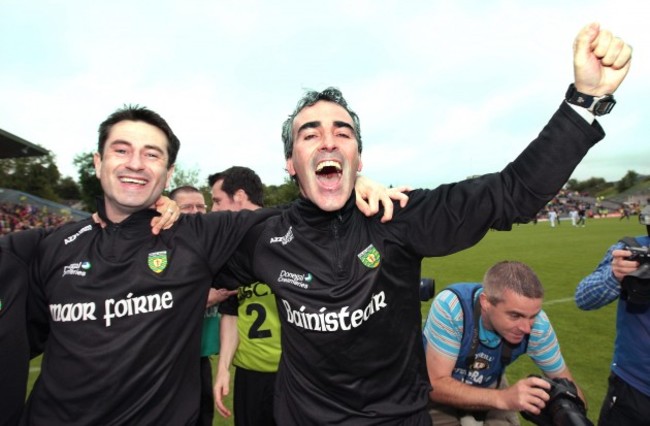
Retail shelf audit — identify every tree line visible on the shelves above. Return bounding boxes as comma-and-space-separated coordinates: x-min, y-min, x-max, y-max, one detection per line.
0, 152, 645, 212
1, 152, 299, 212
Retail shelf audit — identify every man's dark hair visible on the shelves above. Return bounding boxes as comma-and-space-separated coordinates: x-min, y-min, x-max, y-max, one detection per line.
281, 87, 362, 159
97, 104, 180, 168
208, 166, 264, 207
168, 185, 201, 201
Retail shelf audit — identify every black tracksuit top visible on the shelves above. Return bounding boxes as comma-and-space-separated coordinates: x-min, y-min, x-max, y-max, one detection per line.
23, 204, 275, 425
1, 229, 46, 425
221, 103, 605, 425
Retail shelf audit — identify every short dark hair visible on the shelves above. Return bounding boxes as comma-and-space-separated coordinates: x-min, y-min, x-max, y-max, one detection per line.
281, 87, 362, 159
208, 166, 264, 207
97, 104, 180, 168
482, 261, 544, 304
168, 185, 201, 201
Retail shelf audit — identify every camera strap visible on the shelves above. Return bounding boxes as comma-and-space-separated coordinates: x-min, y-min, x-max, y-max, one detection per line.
619, 236, 639, 248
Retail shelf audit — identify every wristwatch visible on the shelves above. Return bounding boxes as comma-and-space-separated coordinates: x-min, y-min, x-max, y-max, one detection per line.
565, 83, 616, 116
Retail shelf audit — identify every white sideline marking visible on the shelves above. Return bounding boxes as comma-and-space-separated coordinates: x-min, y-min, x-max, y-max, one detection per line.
543, 297, 575, 306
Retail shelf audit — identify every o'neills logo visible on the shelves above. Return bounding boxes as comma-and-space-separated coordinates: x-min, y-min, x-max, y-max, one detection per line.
277, 270, 312, 289
281, 291, 387, 332
64, 224, 93, 245
270, 227, 294, 245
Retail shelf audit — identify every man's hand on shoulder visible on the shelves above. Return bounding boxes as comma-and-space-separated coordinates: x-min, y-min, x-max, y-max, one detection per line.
354, 175, 411, 223
150, 196, 181, 235
206, 288, 238, 308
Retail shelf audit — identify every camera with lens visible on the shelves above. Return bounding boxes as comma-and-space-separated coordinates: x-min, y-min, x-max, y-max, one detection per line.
522, 375, 593, 426
619, 237, 650, 304
419, 277, 435, 302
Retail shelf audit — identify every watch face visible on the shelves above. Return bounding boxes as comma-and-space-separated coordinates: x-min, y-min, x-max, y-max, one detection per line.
593, 97, 616, 116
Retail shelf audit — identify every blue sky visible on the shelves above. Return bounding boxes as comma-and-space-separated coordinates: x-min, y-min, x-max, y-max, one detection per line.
1, 1, 647, 188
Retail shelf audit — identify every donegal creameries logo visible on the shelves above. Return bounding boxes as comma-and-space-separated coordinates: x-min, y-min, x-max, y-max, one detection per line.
147, 251, 168, 274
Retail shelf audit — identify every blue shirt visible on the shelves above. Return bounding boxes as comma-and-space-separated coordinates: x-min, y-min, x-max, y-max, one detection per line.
575, 236, 650, 397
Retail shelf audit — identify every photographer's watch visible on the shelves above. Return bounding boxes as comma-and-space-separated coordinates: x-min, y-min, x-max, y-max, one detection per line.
565, 83, 616, 116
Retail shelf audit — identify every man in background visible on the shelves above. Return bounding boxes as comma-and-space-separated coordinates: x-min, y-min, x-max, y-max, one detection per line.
169, 185, 237, 426
575, 206, 650, 425
211, 166, 281, 426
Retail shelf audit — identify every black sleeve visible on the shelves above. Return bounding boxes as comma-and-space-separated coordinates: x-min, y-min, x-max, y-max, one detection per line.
27, 235, 52, 357
180, 207, 280, 277
0, 229, 50, 358
214, 220, 266, 288
391, 102, 604, 257
0, 228, 47, 262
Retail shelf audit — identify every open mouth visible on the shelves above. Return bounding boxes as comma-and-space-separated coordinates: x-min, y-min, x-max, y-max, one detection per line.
315, 160, 342, 181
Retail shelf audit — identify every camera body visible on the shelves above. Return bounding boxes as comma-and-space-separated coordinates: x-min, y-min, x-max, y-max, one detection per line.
620, 238, 650, 304
522, 375, 593, 426
625, 245, 650, 264
419, 277, 435, 302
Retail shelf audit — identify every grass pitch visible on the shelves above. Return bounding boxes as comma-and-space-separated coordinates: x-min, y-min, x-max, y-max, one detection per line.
28, 215, 639, 425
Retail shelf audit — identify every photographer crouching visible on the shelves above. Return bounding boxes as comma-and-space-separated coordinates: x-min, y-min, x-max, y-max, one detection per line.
424, 261, 591, 425
575, 206, 650, 426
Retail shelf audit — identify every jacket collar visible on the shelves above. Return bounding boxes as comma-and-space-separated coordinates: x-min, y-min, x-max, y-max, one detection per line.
96, 197, 160, 232
290, 190, 357, 230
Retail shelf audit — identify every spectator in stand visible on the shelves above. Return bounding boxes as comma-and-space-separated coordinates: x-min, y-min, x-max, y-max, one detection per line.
0, 202, 73, 234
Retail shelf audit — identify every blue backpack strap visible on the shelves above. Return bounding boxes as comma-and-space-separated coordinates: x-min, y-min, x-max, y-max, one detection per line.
446, 284, 483, 370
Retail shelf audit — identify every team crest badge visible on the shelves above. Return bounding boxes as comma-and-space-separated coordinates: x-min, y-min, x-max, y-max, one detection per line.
148, 251, 168, 274
358, 244, 381, 268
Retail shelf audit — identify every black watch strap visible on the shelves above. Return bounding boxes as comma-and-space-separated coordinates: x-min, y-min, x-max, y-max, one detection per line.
565, 83, 616, 116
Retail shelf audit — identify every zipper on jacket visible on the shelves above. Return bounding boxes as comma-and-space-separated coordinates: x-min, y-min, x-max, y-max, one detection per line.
106, 223, 121, 261
331, 213, 343, 274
